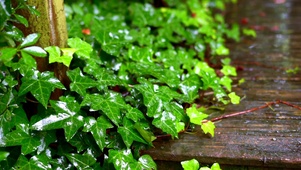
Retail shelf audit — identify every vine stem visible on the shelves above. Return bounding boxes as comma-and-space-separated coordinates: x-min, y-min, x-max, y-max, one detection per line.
155, 100, 301, 139
202, 100, 301, 123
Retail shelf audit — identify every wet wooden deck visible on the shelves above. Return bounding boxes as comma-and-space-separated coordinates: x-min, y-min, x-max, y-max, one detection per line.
142, 0, 301, 169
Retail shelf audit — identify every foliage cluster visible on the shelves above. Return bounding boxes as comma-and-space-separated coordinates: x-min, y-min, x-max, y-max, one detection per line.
0, 0, 247, 169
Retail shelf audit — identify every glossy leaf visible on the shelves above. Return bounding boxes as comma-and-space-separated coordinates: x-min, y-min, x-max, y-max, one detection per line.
0, 0, 11, 30
0, 47, 17, 63
14, 155, 51, 170
19, 33, 40, 48
65, 152, 96, 169
108, 149, 135, 170
228, 92, 240, 104
45, 46, 73, 67
118, 118, 147, 148
179, 74, 201, 103
83, 62, 122, 89
186, 104, 208, 125
134, 123, 156, 144
14, 14, 28, 27
221, 65, 237, 76
152, 111, 179, 138
181, 159, 199, 170
20, 51, 36, 68
90, 116, 113, 151
201, 121, 215, 137
82, 92, 126, 126
134, 79, 172, 117
67, 37, 92, 59
67, 68, 98, 96
19, 71, 65, 108
136, 155, 157, 170
21, 46, 47, 57
0, 151, 10, 161
3, 128, 41, 155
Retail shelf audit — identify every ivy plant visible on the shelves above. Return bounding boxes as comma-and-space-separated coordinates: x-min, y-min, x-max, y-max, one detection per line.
0, 0, 248, 169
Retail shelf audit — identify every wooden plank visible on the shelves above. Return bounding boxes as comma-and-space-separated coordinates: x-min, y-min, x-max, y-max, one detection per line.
141, 0, 301, 169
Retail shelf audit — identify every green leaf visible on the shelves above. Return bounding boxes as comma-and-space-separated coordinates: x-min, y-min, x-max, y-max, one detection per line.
0, 47, 17, 63
45, 46, 74, 67
186, 104, 208, 125
67, 68, 98, 96
125, 106, 145, 122
201, 121, 215, 137
65, 152, 96, 169
108, 149, 135, 170
134, 79, 171, 117
152, 111, 179, 138
228, 92, 240, 104
84, 61, 122, 89
243, 28, 256, 37
14, 14, 28, 27
181, 159, 199, 170
3, 128, 41, 155
0, 151, 10, 161
118, 118, 147, 148
90, 116, 113, 151
18, 71, 65, 108
221, 65, 237, 76
211, 163, 221, 170
20, 51, 37, 68
215, 45, 229, 55
219, 76, 232, 91
136, 155, 157, 170
134, 123, 156, 144
21, 46, 47, 57
19, 33, 41, 48
82, 92, 127, 126
179, 74, 201, 103
0, 0, 11, 30
14, 155, 51, 170
67, 37, 92, 59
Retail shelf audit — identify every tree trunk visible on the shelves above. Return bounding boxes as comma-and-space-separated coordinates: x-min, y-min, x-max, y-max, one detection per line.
14, 0, 69, 99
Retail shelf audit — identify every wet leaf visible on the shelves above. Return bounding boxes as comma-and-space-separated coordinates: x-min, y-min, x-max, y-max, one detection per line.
211, 163, 222, 170
67, 37, 92, 59
0, 47, 17, 63
186, 104, 208, 125
67, 68, 98, 96
90, 116, 113, 151
4, 128, 41, 155
136, 154, 157, 170
118, 118, 147, 148
82, 92, 126, 126
201, 121, 215, 137
83, 62, 122, 89
0, 151, 10, 161
108, 149, 135, 170
21, 46, 47, 57
45, 46, 73, 67
125, 106, 145, 122
14, 155, 52, 170
14, 14, 28, 27
134, 123, 156, 144
65, 152, 96, 169
152, 111, 178, 138
179, 74, 201, 103
18, 71, 65, 108
220, 76, 232, 91
181, 159, 199, 170
0, 0, 11, 30
228, 92, 240, 104
20, 51, 36, 68
19, 33, 41, 48
134, 80, 171, 117
221, 65, 237, 76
